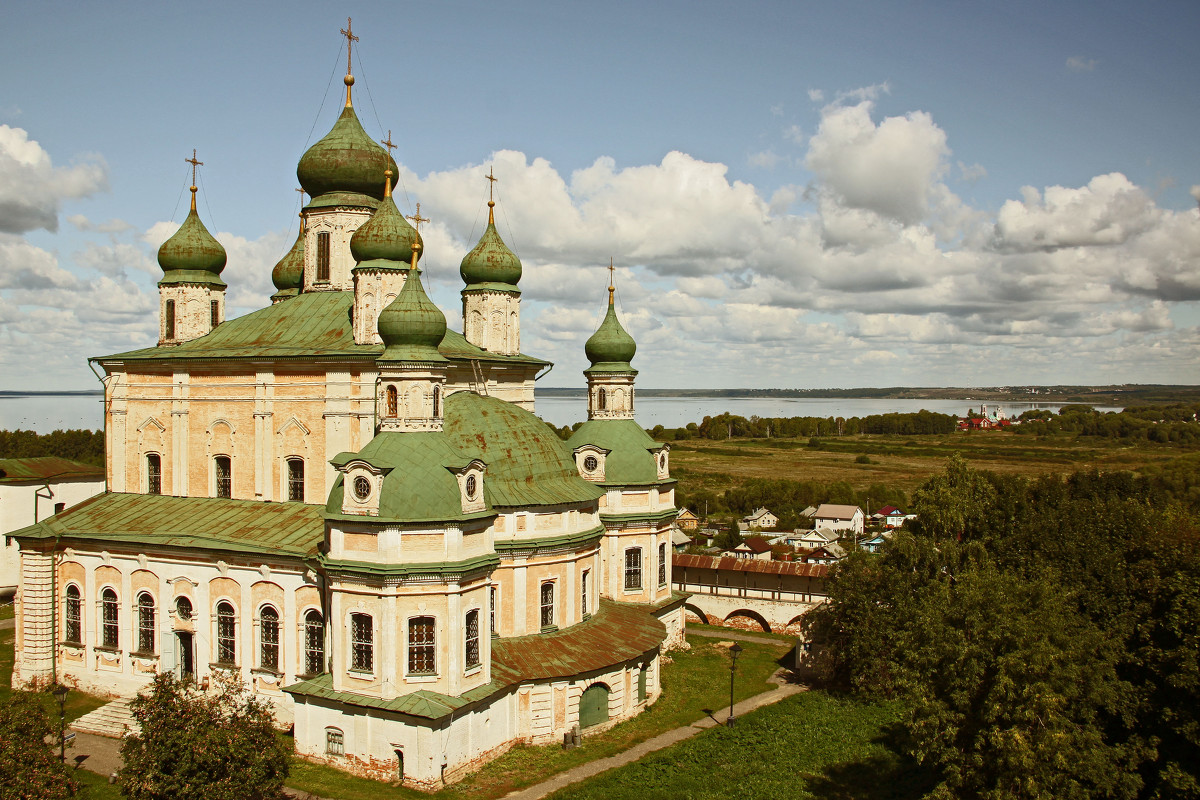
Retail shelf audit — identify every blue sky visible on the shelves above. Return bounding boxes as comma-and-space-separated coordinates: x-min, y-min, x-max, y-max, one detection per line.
2, 0, 1198, 390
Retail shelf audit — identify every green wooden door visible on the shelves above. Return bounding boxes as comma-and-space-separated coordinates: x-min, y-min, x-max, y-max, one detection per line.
579, 683, 609, 728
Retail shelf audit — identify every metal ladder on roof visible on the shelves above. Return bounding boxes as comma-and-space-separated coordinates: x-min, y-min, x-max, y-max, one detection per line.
471, 359, 489, 396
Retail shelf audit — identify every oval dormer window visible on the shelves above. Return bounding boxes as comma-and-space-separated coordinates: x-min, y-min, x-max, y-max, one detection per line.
583, 455, 599, 473
465, 474, 478, 500
353, 476, 372, 502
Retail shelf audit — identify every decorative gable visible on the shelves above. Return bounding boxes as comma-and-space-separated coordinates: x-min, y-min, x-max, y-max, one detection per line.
573, 444, 609, 483
453, 460, 488, 515
338, 459, 389, 516
653, 445, 670, 480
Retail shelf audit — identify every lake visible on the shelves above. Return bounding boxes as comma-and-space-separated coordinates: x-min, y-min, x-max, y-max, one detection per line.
0, 390, 1121, 434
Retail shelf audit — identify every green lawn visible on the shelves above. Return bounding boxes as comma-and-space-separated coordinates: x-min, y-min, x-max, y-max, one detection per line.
0, 628, 109, 724
284, 634, 792, 800
546, 691, 929, 800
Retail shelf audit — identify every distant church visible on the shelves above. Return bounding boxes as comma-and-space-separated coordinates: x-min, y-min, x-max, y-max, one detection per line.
11, 25, 684, 789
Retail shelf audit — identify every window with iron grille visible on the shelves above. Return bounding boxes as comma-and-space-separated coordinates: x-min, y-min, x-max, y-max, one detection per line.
164, 299, 175, 339
65, 585, 81, 644
316, 232, 330, 282
465, 609, 480, 669
216, 601, 236, 664
215, 456, 231, 498
581, 570, 589, 617
260, 606, 279, 671
325, 728, 344, 756
175, 596, 192, 620
287, 458, 304, 502
386, 385, 398, 417
351, 613, 373, 672
304, 610, 324, 675
489, 586, 497, 635
137, 592, 155, 653
408, 616, 435, 675
146, 454, 161, 495
210, 299, 219, 328
658, 542, 667, 586
624, 548, 643, 590
101, 588, 119, 648
540, 582, 555, 629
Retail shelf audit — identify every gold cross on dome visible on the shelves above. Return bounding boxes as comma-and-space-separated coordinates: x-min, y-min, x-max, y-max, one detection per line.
608, 258, 615, 287
407, 203, 429, 234
381, 130, 397, 155
185, 149, 203, 186
295, 187, 306, 200
340, 17, 359, 77
485, 166, 498, 203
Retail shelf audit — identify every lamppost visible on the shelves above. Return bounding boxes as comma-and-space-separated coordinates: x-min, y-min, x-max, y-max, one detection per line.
52, 684, 69, 762
726, 642, 742, 727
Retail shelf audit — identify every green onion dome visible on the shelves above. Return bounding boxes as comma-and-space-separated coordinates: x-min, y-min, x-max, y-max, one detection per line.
157, 193, 227, 287
350, 179, 421, 265
297, 104, 398, 206
459, 203, 521, 287
377, 266, 448, 363
584, 290, 636, 370
271, 217, 304, 295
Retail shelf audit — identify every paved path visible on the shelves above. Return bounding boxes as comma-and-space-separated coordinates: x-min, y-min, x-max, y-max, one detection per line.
502, 669, 806, 800
0, 617, 14, 630
686, 627, 793, 646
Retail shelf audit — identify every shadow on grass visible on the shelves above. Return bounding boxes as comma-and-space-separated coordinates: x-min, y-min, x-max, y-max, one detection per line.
805, 723, 938, 800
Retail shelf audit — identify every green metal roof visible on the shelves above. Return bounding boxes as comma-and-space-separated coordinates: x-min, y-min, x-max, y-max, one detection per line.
10, 492, 323, 558
378, 269, 448, 363
459, 212, 521, 288
96, 291, 548, 367
0, 457, 103, 485
567, 419, 667, 485
584, 296, 636, 372
326, 431, 483, 523
271, 223, 304, 294
156, 205, 227, 283
285, 598, 666, 722
349, 191, 421, 265
443, 392, 603, 508
296, 103, 398, 207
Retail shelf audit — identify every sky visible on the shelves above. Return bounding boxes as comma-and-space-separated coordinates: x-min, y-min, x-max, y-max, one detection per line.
1, 0, 1198, 391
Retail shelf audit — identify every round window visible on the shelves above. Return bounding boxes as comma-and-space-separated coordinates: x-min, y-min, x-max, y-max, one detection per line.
465, 474, 478, 499
583, 455, 599, 473
353, 475, 372, 501
175, 596, 192, 621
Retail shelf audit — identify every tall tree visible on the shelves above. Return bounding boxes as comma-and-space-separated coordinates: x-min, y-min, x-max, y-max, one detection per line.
0, 691, 78, 799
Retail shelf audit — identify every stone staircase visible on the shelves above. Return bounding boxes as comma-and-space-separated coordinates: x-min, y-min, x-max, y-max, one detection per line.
70, 697, 139, 739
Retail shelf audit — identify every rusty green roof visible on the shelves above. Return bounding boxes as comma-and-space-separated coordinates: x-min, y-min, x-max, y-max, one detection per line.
0, 457, 104, 485
567, 419, 668, 486
443, 392, 604, 508
285, 599, 665, 721
95, 291, 548, 367
10, 492, 323, 558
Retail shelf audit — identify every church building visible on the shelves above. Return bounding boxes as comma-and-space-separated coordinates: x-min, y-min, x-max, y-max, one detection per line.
9, 28, 685, 790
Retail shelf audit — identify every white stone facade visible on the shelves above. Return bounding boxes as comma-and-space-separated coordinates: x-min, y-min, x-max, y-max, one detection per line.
158, 283, 225, 346
1, 476, 105, 598
462, 290, 521, 355
304, 207, 373, 292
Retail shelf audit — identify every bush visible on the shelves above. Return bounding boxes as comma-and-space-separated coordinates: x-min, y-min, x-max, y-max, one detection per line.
855, 454, 872, 464
0, 690, 78, 799
120, 673, 289, 800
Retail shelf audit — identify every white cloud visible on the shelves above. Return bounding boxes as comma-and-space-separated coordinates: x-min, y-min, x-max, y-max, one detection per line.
992, 173, 1160, 251
807, 89, 824, 103
1066, 56, 1098, 72
748, 149, 781, 169
958, 161, 987, 183
0, 125, 107, 233
784, 125, 804, 146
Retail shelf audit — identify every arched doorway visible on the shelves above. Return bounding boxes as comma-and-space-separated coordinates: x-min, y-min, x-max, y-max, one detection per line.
725, 609, 772, 633
579, 683, 610, 729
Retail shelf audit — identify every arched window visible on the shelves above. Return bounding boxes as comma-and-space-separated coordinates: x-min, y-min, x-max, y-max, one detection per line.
408, 616, 436, 675
465, 609, 480, 669
316, 231, 331, 282
286, 458, 304, 502
304, 610, 325, 675
325, 727, 344, 756
259, 606, 280, 671
216, 601, 236, 664
624, 548, 643, 591
598, 387, 607, 411
101, 588, 119, 648
540, 582, 555, 630
351, 613, 373, 672
175, 596, 193, 621
214, 456, 231, 498
581, 570, 590, 618
64, 585, 81, 644
658, 542, 668, 587
385, 385, 398, 417
210, 299, 220, 329
137, 592, 156, 654
489, 586, 497, 636
146, 454, 161, 495
164, 299, 175, 339
432, 385, 441, 418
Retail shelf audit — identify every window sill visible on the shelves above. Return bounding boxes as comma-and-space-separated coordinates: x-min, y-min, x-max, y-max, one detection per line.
622, 587, 644, 595
464, 664, 482, 677
130, 651, 159, 660
210, 662, 239, 672
252, 667, 283, 678
347, 669, 375, 681
581, 613, 592, 621
94, 645, 121, 655
405, 673, 438, 683
59, 641, 84, 649
540, 624, 559, 634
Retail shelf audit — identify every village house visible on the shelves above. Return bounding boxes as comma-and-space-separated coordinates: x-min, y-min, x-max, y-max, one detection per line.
812, 504, 864, 536
741, 507, 778, 530
725, 535, 772, 561
675, 508, 700, 532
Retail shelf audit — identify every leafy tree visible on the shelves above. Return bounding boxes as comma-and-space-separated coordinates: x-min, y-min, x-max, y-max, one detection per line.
909, 454, 996, 542
120, 673, 289, 800
0, 690, 78, 799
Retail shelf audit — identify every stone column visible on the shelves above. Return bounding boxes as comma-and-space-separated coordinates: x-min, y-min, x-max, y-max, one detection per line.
16, 549, 54, 686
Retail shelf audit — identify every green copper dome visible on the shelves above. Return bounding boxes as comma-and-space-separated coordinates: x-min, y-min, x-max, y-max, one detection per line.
584, 294, 636, 371
271, 221, 304, 296
460, 205, 521, 288
350, 191, 421, 265
297, 105, 398, 205
377, 268, 448, 362
157, 203, 227, 287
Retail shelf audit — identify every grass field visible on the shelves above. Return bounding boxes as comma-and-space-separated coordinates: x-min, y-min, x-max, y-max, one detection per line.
284, 634, 792, 800
546, 691, 926, 800
670, 430, 1195, 496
